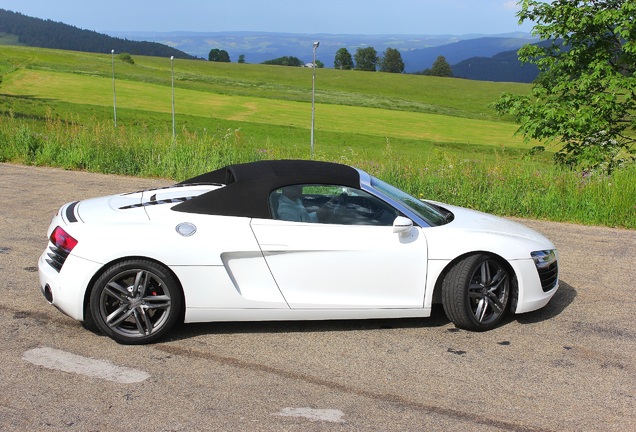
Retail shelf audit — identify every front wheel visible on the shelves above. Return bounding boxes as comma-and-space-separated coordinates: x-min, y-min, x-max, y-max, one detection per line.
90, 260, 182, 344
442, 254, 510, 331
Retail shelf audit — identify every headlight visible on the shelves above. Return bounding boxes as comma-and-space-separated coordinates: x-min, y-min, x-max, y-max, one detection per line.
531, 250, 557, 269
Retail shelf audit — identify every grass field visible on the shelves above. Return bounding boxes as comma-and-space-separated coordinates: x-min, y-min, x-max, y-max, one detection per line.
0, 45, 634, 228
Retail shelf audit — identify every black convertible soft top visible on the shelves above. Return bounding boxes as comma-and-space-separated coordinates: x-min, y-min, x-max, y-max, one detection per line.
172, 160, 361, 218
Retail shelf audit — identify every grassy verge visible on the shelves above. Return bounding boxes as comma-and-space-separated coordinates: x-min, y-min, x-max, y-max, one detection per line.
1, 115, 633, 229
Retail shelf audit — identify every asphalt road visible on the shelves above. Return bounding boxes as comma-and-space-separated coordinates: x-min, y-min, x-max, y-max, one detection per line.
1, 162, 635, 431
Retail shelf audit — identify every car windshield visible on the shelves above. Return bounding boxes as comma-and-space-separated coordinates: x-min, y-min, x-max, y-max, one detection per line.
369, 176, 450, 227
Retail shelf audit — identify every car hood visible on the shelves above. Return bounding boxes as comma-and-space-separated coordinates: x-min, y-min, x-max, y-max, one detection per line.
74, 184, 218, 223
439, 203, 548, 242
423, 201, 556, 259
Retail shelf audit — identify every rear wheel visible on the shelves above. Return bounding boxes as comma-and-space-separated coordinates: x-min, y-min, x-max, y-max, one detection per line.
442, 254, 510, 331
90, 260, 182, 344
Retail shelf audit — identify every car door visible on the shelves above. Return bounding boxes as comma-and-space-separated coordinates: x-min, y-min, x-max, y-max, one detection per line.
250, 185, 428, 309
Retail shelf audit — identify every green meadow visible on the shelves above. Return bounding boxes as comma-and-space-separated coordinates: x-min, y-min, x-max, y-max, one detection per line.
0, 45, 634, 228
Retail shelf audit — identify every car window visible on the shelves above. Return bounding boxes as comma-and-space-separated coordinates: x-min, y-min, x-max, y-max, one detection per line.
270, 184, 399, 226
369, 176, 450, 226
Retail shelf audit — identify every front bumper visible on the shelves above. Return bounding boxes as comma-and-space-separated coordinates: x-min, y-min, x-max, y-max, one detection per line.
510, 258, 559, 314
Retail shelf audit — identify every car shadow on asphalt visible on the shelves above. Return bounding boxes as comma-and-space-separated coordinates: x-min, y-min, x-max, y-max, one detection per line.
513, 280, 577, 326
166, 281, 577, 342
166, 304, 452, 341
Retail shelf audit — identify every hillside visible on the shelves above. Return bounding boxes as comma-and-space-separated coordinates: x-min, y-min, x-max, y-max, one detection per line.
452, 49, 539, 83
0, 8, 195, 59
401, 37, 535, 73
0, 45, 534, 158
108, 31, 537, 69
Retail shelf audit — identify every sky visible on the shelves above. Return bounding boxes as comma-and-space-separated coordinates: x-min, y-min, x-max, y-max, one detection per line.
1, 0, 533, 35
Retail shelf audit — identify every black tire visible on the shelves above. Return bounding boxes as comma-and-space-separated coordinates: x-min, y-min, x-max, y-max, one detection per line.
442, 254, 510, 331
89, 260, 182, 344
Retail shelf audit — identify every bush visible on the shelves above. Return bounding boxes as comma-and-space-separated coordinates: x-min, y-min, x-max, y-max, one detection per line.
117, 53, 135, 65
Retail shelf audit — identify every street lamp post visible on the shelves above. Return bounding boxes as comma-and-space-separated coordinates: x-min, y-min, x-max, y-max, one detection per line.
171, 56, 175, 139
310, 41, 320, 157
111, 49, 117, 127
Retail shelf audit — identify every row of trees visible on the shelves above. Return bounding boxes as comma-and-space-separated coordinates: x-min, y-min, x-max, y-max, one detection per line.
208, 45, 452, 77
334, 47, 405, 73
334, 47, 453, 76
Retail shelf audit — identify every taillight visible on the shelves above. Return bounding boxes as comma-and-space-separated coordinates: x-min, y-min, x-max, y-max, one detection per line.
50, 226, 78, 253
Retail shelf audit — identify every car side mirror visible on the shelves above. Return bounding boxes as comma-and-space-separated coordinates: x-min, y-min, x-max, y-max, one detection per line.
392, 216, 413, 234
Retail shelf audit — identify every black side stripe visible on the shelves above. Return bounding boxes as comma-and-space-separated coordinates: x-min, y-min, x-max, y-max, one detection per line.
121, 183, 222, 196
119, 196, 195, 210
66, 201, 79, 223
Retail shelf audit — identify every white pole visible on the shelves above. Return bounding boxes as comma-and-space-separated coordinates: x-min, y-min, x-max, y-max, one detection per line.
310, 41, 319, 157
171, 56, 175, 139
111, 50, 117, 127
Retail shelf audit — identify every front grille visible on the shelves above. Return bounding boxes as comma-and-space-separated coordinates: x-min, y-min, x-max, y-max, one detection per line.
537, 261, 559, 292
46, 245, 70, 272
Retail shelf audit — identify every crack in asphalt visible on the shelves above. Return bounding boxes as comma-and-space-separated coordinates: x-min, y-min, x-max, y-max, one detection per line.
156, 344, 554, 432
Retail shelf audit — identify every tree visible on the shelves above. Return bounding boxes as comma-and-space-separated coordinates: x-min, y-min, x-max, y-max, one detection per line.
493, 0, 636, 173
418, 55, 453, 77
315, 60, 325, 68
431, 55, 453, 77
208, 48, 230, 62
354, 47, 378, 71
238, 54, 246, 64
334, 48, 354, 70
379, 48, 405, 73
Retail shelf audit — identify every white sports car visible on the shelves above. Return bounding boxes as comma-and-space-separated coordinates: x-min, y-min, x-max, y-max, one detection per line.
38, 160, 559, 344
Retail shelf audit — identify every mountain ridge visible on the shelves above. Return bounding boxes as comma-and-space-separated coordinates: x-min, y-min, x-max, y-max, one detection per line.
0, 9, 196, 59
109, 30, 536, 72
0, 8, 538, 82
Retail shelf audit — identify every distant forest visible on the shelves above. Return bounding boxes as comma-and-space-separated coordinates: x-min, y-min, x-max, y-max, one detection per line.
0, 9, 196, 59
452, 49, 539, 83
